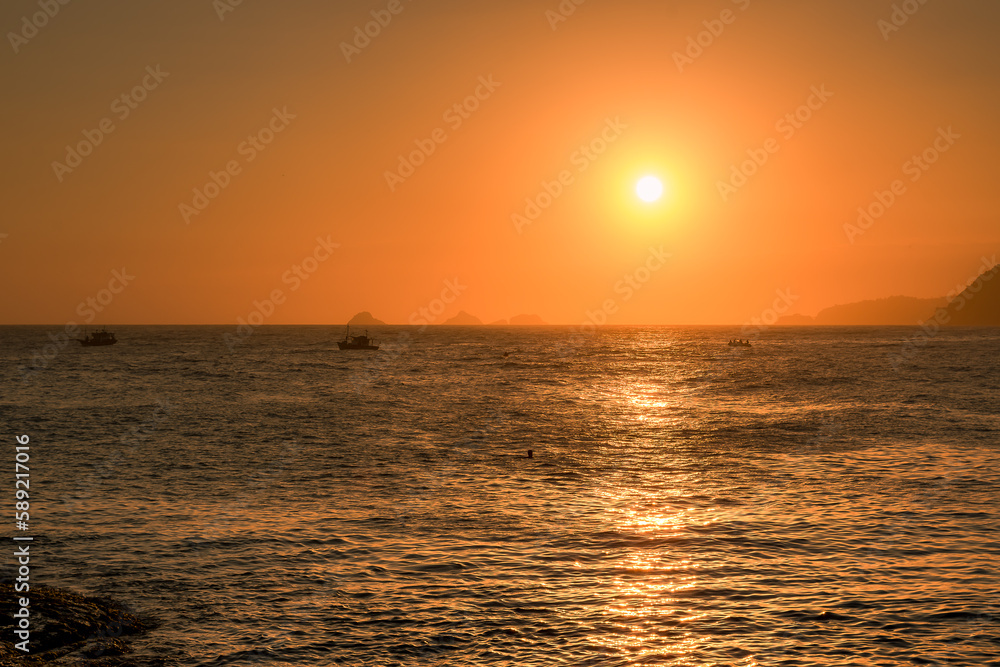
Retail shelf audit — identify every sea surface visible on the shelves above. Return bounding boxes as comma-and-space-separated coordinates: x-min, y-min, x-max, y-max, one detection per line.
1, 325, 999, 666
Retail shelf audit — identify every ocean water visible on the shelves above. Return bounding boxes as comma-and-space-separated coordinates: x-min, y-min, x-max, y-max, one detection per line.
1, 325, 999, 666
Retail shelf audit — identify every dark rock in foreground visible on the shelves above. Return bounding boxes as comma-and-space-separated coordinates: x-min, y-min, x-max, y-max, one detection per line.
0, 584, 150, 666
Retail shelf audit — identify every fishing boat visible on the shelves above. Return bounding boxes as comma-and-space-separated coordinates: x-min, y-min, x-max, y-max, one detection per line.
337, 326, 379, 351
78, 329, 118, 347
728, 339, 752, 347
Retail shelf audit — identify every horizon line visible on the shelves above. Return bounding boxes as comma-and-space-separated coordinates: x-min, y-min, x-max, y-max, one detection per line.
2, 323, 996, 328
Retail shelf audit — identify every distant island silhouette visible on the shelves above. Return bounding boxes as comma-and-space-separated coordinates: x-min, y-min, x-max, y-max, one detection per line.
341, 263, 996, 328
346, 311, 547, 325
778, 262, 998, 326
443, 311, 483, 325
348, 311, 386, 326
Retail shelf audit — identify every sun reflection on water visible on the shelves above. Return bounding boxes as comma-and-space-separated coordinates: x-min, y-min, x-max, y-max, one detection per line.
583, 485, 731, 664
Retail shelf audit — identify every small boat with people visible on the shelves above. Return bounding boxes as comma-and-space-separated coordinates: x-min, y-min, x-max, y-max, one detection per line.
337, 326, 379, 351
728, 339, 752, 347
78, 329, 118, 347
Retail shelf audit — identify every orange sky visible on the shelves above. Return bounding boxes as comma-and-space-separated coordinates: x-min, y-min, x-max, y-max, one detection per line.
2, 0, 998, 325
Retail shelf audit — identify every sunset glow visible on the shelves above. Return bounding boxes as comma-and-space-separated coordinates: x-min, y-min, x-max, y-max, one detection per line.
3, 3, 999, 665
2, 1, 998, 327
636, 176, 664, 203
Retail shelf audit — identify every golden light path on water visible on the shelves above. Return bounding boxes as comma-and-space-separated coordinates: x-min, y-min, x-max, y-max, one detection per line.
581, 361, 777, 665
8, 326, 999, 665
590, 485, 723, 663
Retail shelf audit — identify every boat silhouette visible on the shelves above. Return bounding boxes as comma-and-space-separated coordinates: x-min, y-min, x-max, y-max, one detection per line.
78, 329, 118, 347
337, 326, 379, 350
727, 339, 752, 347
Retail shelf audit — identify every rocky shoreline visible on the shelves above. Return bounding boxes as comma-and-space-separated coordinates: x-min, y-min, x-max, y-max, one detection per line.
0, 584, 151, 666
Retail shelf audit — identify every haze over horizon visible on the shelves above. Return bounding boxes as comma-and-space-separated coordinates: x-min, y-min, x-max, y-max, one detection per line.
2, 0, 998, 326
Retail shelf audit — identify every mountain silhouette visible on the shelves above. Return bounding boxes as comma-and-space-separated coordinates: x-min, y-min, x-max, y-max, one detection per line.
776, 260, 999, 326
937, 264, 1000, 325
778, 296, 946, 325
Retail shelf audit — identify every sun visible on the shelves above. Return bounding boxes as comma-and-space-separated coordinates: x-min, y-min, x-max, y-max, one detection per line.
636, 175, 664, 203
